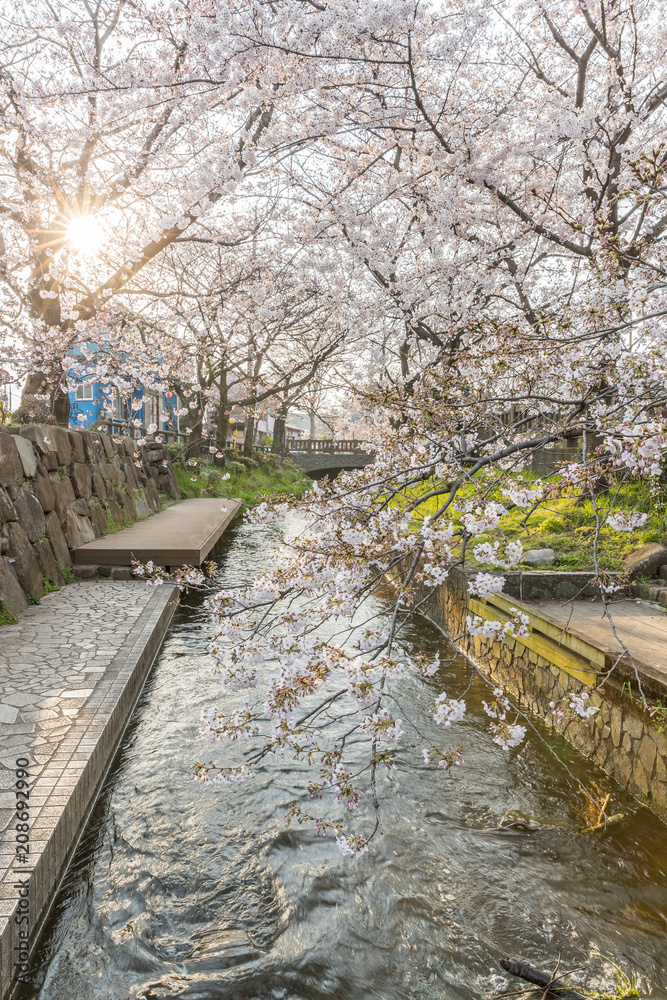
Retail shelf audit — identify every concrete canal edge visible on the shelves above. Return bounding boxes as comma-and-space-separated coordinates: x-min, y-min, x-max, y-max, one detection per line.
416, 568, 667, 823
0, 584, 178, 999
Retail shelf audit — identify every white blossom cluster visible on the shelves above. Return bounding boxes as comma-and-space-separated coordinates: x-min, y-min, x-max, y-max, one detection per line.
431, 693, 466, 727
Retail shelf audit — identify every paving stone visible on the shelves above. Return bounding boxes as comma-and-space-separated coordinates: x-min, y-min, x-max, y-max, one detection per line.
0, 705, 18, 725
2, 693, 35, 708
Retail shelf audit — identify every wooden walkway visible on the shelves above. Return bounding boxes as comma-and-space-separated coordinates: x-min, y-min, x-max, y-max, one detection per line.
473, 591, 667, 696
524, 597, 667, 693
75, 498, 240, 567
525, 598, 667, 675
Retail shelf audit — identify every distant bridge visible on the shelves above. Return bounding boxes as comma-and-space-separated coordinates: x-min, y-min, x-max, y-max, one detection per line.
287, 439, 375, 478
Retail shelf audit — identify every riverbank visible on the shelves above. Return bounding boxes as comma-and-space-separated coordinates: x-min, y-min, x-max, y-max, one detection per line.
416, 566, 667, 823
0, 581, 177, 999
172, 451, 311, 507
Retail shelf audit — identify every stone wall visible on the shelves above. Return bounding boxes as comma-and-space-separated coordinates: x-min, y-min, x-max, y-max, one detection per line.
418, 568, 667, 823
0, 425, 180, 618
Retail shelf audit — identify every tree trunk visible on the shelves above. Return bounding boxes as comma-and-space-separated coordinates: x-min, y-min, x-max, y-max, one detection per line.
17, 368, 68, 426
184, 399, 203, 460
309, 408, 316, 438
400, 338, 410, 379
216, 407, 229, 458
53, 387, 70, 426
20, 255, 69, 423
271, 400, 289, 456
214, 374, 229, 461
244, 410, 256, 455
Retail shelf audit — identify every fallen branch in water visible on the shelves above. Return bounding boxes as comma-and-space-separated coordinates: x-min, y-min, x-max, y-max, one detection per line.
496, 956, 587, 999
574, 782, 624, 834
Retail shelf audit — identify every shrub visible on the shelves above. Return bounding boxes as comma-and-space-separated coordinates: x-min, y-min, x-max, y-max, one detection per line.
167, 441, 185, 465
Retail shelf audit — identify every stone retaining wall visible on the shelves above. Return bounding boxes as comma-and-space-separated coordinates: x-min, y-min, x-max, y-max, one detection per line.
418, 568, 667, 823
0, 425, 180, 618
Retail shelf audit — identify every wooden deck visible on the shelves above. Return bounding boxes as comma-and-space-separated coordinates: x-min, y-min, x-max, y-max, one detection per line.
75, 498, 241, 567
471, 591, 667, 695
524, 596, 667, 687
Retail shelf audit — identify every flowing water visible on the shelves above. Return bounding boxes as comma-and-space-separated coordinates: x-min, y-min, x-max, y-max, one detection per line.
28, 521, 667, 999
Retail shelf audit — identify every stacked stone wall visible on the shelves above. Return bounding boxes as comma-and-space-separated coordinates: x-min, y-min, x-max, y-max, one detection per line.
419, 568, 667, 823
0, 425, 180, 617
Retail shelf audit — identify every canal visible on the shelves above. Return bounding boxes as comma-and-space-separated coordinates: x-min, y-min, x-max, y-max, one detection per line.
27, 519, 667, 998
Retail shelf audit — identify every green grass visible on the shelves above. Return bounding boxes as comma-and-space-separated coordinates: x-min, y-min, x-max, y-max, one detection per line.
105, 512, 126, 533
61, 566, 75, 584
174, 452, 311, 508
0, 602, 18, 627
42, 575, 60, 594
397, 472, 667, 571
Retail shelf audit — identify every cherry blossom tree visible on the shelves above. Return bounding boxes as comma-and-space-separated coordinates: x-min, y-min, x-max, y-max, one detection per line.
0, 0, 282, 420
182, 0, 667, 855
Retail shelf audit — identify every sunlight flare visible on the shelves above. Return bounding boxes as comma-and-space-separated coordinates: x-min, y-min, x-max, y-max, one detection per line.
68, 215, 103, 255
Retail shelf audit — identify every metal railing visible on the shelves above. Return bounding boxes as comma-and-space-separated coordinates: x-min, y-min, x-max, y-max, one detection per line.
101, 418, 186, 443
288, 439, 372, 454
96, 423, 371, 458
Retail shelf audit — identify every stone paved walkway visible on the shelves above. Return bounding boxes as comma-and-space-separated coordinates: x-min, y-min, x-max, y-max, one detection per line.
0, 582, 153, 829
0, 581, 178, 994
